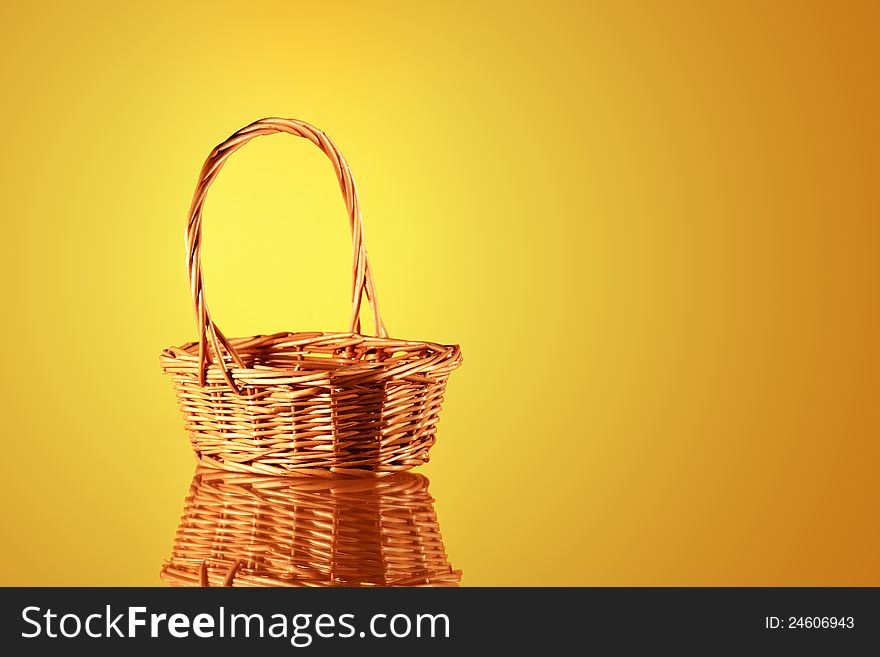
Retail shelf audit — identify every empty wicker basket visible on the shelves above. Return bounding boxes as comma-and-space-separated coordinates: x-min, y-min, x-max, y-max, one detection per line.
160, 118, 462, 476
160, 468, 461, 587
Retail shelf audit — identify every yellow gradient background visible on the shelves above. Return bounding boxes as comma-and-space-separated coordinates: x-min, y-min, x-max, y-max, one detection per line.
0, 1, 877, 585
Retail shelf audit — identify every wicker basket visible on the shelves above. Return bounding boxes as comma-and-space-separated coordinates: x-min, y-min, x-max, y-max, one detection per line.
160, 468, 461, 587
161, 118, 462, 476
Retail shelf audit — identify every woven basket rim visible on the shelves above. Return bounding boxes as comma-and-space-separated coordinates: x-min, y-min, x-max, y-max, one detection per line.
160, 330, 462, 387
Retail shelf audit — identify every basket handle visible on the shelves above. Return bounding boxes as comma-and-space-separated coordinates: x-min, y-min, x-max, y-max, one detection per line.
185, 118, 388, 392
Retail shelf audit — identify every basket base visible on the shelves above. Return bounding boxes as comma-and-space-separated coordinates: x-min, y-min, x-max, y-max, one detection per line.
188, 442, 434, 478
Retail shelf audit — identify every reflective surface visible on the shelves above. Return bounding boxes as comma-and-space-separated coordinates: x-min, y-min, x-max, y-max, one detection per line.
160, 469, 460, 587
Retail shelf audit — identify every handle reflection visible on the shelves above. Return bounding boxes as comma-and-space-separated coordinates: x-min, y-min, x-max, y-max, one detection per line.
160, 468, 461, 587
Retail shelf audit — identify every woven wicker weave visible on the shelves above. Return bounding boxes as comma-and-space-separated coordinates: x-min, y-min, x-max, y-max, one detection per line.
161, 118, 462, 476
160, 468, 461, 587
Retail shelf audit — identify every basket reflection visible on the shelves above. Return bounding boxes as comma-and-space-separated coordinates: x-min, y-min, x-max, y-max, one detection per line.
160, 468, 460, 587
